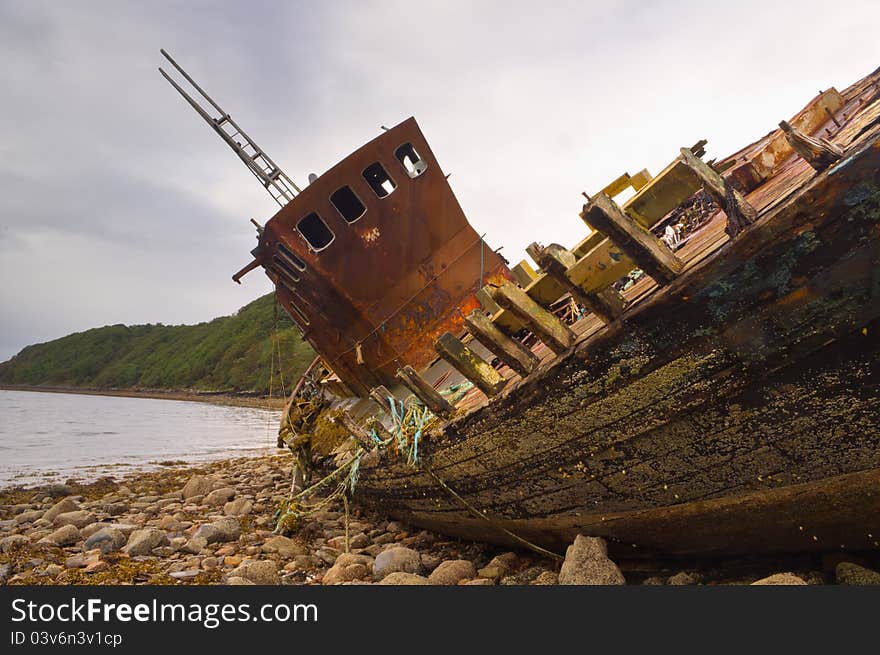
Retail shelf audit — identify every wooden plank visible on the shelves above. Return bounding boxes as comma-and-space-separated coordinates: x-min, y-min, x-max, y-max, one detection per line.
535, 244, 626, 324
629, 168, 653, 191
475, 287, 501, 315
490, 282, 575, 354
571, 230, 606, 257
601, 172, 632, 198
581, 194, 682, 285
396, 365, 454, 417
679, 147, 758, 238
434, 332, 508, 397
511, 260, 538, 287
566, 238, 635, 294
779, 120, 844, 171
463, 309, 540, 377
622, 157, 699, 229
368, 385, 397, 415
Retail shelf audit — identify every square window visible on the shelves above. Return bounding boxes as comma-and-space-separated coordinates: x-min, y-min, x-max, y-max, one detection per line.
296, 212, 334, 251
395, 143, 427, 178
362, 162, 397, 198
330, 186, 367, 223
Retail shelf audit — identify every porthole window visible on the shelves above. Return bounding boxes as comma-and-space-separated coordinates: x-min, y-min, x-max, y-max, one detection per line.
362, 162, 397, 198
296, 212, 334, 251
395, 143, 427, 178
330, 186, 366, 223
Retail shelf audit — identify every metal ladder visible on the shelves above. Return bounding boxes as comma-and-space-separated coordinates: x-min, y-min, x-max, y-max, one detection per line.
159, 49, 301, 207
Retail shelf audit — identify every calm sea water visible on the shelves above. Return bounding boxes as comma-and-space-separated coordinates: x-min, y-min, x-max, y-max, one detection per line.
0, 390, 281, 487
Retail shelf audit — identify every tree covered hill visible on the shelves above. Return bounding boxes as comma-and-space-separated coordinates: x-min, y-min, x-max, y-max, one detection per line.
0, 294, 315, 394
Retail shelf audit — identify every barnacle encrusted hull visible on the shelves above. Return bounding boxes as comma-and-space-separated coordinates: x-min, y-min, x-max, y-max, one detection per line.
353, 136, 880, 557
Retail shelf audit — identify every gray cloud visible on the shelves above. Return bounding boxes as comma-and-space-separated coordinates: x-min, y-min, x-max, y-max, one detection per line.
1, 0, 878, 360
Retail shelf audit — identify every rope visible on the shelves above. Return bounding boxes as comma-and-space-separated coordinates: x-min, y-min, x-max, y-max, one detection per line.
424, 466, 564, 561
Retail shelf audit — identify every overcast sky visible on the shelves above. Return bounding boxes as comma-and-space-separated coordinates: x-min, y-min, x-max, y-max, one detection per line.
1, 0, 878, 361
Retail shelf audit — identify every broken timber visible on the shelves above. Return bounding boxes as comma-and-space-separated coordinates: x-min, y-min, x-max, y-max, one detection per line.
463, 309, 540, 377
489, 282, 575, 354
779, 120, 844, 172
679, 147, 758, 238
368, 385, 397, 415
395, 365, 454, 417
434, 332, 508, 397
581, 194, 682, 285
531, 243, 626, 323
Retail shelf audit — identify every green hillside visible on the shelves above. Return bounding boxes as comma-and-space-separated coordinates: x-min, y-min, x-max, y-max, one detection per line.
0, 294, 314, 394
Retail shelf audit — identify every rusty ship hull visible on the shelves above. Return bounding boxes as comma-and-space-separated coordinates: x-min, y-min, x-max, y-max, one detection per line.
354, 132, 880, 557
162, 53, 880, 558
343, 71, 880, 557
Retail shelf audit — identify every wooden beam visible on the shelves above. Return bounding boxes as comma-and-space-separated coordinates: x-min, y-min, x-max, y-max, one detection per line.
368, 385, 397, 415
581, 194, 682, 285
535, 244, 626, 324
601, 172, 632, 198
475, 287, 502, 315
434, 333, 507, 397
463, 309, 540, 377
566, 238, 634, 294
779, 120, 844, 172
525, 242, 545, 268
490, 282, 575, 354
395, 366, 454, 417
679, 147, 758, 238
511, 260, 538, 287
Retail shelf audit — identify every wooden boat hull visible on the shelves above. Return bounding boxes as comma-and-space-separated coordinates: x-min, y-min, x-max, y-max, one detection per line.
354, 135, 880, 557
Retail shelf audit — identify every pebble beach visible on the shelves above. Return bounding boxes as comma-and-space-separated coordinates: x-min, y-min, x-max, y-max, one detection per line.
2, 453, 879, 586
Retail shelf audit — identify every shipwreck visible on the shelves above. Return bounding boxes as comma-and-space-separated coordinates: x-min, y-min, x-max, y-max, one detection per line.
162, 50, 880, 558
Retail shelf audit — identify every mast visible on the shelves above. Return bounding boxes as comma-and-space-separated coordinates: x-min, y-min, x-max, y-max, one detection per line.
158, 49, 301, 207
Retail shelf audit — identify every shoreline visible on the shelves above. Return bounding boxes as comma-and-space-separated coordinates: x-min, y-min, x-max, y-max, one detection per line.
0, 384, 288, 410
2, 453, 876, 586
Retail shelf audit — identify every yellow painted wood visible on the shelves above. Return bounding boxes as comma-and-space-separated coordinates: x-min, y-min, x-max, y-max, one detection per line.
629, 168, 653, 191
601, 172, 632, 198
571, 230, 605, 257
511, 260, 539, 287
621, 157, 700, 229
565, 238, 635, 294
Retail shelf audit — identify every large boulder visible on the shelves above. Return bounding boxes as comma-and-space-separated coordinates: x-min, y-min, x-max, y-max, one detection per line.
751, 572, 808, 585
477, 552, 519, 580
261, 535, 308, 559
53, 510, 95, 529
40, 524, 80, 547
558, 535, 625, 585
15, 510, 43, 525
373, 546, 421, 581
835, 562, 880, 585
322, 553, 373, 585
378, 572, 429, 585
428, 560, 476, 585
181, 475, 215, 500
124, 529, 169, 556
193, 518, 240, 544
0, 535, 30, 552
42, 497, 79, 522
204, 488, 236, 507
667, 571, 701, 586
224, 498, 253, 516
84, 528, 127, 554
230, 560, 280, 585
226, 576, 256, 585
